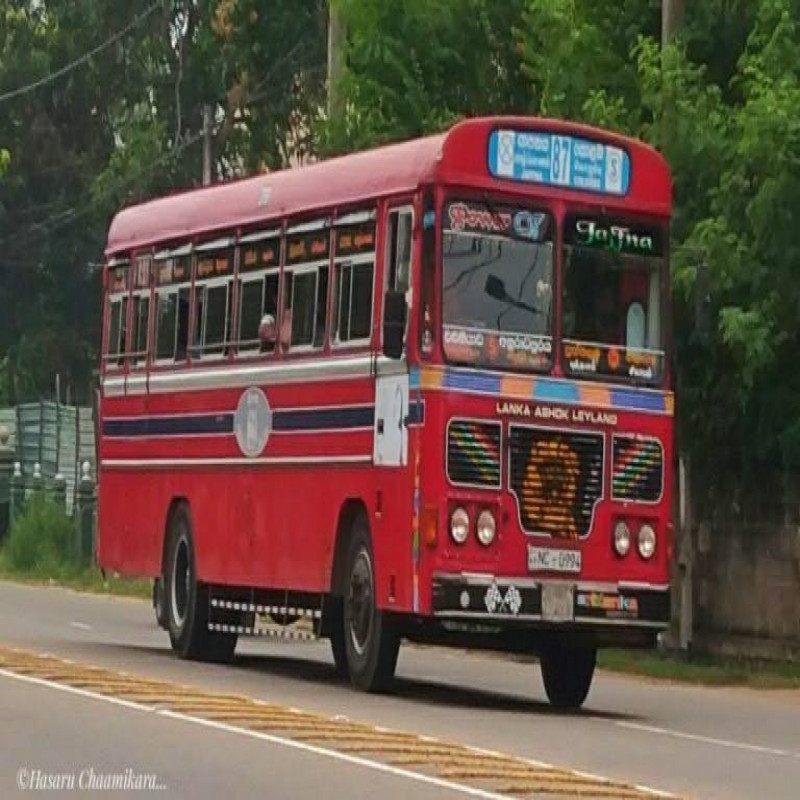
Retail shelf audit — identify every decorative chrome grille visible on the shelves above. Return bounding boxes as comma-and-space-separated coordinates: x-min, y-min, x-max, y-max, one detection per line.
509, 426, 603, 539
447, 419, 502, 489
612, 435, 663, 503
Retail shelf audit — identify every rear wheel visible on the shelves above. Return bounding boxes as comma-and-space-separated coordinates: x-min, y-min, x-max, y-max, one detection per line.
153, 578, 168, 630
540, 644, 596, 710
343, 517, 399, 692
164, 505, 237, 662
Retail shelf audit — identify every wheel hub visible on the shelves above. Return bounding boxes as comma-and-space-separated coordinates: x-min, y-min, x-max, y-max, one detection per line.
348, 549, 374, 656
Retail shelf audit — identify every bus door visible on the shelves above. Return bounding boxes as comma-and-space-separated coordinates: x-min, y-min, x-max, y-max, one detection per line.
374, 204, 414, 467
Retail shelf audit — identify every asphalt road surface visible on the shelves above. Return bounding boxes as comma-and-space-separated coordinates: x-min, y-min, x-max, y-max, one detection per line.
1, 581, 798, 799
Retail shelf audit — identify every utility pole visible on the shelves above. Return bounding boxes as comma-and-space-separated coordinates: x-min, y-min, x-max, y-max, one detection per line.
327, 1, 345, 121
202, 105, 213, 186
662, 0, 685, 46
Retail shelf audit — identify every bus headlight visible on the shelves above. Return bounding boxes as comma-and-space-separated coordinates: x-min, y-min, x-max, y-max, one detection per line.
613, 520, 631, 557
450, 507, 470, 545
638, 524, 657, 559
476, 509, 496, 546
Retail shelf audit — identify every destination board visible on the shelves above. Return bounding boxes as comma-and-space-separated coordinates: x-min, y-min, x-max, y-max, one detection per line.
488, 129, 630, 196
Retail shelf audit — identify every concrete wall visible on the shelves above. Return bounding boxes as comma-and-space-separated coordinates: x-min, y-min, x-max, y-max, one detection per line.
689, 520, 800, 660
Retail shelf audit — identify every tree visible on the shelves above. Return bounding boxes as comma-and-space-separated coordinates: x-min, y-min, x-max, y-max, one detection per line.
0, 0, 327, 403
317, 0, 800, 503
318, 0, 529, 153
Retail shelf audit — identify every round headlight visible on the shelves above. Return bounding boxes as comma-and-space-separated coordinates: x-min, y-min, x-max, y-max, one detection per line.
613, 520, 631, 557
638, 524, 657, 559
476, 509, 496, 546
450, 507, 470, 545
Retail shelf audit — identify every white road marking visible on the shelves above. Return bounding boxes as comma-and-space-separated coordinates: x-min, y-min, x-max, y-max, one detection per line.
69, 622, 92, 631
0, 665, 675, 798
0, 668, 523, 800
617, 721, 800, 760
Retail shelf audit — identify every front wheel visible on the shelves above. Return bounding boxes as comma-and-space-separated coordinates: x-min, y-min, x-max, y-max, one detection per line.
343, 518, 399, 692
327, 598, 348, 678
540, 644, 596, 710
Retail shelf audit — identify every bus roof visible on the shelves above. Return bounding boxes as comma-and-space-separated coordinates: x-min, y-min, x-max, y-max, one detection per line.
106, 117, 671, 256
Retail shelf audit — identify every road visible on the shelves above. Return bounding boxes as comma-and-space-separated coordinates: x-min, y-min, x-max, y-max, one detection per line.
0, 581, 798, 800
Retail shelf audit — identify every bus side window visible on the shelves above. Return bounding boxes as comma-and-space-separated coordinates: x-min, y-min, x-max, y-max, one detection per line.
194, 281, 231, 358
131, 294, 150, 365
334, 260, 374, 344
153, 249, 192, 363
238, 233, 281, 355
130, 255, 151, 367
387, 208, 413, 296
283, 223, 330, 351
106, 294, 128, 368
333, 215, 376, 346
105, 258, 130, 369
194, 242, 234, 359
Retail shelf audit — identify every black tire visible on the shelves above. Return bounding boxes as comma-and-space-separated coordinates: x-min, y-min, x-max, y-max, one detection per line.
540, 644, 596, 710
164, 504, 237, 662
153, 578, 168, 630
342, 516, 399, 692
327, 597, 348, 677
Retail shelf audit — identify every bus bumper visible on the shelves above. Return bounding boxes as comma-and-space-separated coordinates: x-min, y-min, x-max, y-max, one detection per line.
431, 573, 670, 631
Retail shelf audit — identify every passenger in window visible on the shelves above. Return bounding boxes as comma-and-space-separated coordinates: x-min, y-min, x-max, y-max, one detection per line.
259, 314, 277, 352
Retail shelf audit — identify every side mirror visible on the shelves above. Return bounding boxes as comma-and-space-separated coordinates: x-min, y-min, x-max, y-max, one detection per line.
485, 274, 508, 302
382, 289, 407, 360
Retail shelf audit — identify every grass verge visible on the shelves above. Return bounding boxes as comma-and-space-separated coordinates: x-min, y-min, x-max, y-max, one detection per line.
598, 647, 800, 689
0, 552, 152, 599
0, 497, 151, 599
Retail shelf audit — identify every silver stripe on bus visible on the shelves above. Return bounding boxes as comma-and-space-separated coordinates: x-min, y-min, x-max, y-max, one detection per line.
102, 355, 406, 397
101, 455, 372, 469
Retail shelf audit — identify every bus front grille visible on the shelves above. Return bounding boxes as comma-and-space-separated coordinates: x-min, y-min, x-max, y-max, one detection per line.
612, 435, 663, 503
446, 419, 502, 489
508, 426, 603, 539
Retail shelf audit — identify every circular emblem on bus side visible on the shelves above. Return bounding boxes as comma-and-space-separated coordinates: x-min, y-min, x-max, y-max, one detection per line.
234, 387, 272, 458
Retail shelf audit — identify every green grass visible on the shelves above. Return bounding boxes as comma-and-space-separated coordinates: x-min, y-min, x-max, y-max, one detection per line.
0, 498, 151, 600
0, 551, 152, 599
598, 647, 800, 689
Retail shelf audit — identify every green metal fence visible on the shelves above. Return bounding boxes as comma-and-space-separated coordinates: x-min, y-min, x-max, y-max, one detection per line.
0, 403, 96, 544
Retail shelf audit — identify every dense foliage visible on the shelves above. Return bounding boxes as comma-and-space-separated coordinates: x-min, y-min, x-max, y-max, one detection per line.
2, 0, 799, 502
0, 0, 326, 401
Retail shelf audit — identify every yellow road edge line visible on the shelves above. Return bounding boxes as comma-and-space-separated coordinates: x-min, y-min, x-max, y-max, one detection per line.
0, 646, 680, 800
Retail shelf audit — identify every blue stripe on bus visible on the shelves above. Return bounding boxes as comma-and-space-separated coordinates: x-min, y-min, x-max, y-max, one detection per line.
273, 406, 374, 432
609, 388, 666, 413
104, 400, 426, 438
103, 415, 233, 437
442, 369, 503, 395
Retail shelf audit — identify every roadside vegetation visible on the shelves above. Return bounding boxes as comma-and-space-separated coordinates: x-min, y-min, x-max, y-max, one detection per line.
597, 648, 800, 690
0, 499, 150, 599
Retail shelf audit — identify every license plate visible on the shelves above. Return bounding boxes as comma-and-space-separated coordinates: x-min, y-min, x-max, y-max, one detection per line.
541, 583, 575, 623
528, 545, 582, 574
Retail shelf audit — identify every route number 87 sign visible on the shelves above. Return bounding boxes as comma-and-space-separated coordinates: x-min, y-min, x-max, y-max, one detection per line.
488, 129, 630, 196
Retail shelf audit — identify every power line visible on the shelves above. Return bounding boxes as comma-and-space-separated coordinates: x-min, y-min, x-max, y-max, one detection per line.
0, 1, 163, 105
0, 64, 329, 255
0, 130, 205, 254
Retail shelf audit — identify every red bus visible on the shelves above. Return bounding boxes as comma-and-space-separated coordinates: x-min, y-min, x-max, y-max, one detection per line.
99, 117, 673, 708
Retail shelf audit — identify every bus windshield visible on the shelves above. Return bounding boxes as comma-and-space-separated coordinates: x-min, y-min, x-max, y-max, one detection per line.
442, 199, 554, 372
561, 215, 666, 384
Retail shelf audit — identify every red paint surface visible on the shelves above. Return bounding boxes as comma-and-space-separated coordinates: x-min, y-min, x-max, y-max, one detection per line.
99, 117, 673, 620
